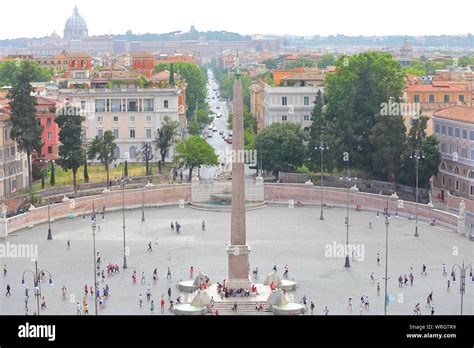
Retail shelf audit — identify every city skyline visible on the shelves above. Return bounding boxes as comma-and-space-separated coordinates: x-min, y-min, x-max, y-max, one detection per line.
1, 0, 474, 40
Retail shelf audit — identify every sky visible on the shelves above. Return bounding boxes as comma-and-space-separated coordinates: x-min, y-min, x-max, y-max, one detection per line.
1, 0, 473, 40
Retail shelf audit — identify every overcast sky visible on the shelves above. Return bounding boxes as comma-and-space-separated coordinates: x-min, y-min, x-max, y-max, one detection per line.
1, 0, 473, 39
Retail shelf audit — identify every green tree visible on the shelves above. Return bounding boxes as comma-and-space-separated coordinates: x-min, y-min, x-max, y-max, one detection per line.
88, 130, 117, 188
124, 160, 129, 177
83, 157, 89, 183
50, 161, 55, 186
307, 90, 328, 172
8, 61, 44, 189
254, 123, 307, 176
141, 142, 154, 176
187, 120, 202, 136
399, 115, 441, 188
154, 62, 206, 118
317, 54, 336, 69
175, 136, 218, 181
154, 115, 179, 173
169, 63, 175, 86
55, 105, 85, 193
324, 52, 406, 177
0, 60, 52, 86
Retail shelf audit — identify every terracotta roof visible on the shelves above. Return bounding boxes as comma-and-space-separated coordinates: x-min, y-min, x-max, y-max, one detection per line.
281, 71, 324, 81
36, 97, 57, 106
68, 52, 91, 58
405, 82, 468, 92
433, 106, 474, 124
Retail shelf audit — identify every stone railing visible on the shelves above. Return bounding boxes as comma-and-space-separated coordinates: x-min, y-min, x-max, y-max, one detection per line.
2, 184, 191, 237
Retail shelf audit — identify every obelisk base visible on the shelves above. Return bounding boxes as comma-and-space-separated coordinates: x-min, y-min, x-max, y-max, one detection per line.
226, 245, 252, 289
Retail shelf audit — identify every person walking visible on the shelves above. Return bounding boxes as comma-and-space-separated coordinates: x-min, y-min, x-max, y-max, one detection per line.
147, 241, 153, 252
347, 297, 352, 311
76, 302, 81, 315
141, 272, 146, 284
139, 294, 143, 308
324, 306, 329, 315
167, 267, 171, 280
146, 285, 151, 302
377, 253, 380, 265
283, 265, 289, 279
150, 300, 154, 313
67, 240, 70, 249
170, 221, 174, 231
442, 263, 447, 276
167, 287, 172, 299
160, 297, 165, 313
190, 266, 194, 279
447, 279, 450, 292
310, 301, 315, 315
377, 282, 381, 296
370, 272, 375, 283
272, 265, 277, 272
202, 220, 206, 231
3, 264, 6, 277
409, 272, 414, 286
414, 303, 421, 315
431, 304, 435, 316
5, 284, 11, 296
421, 264, 427, 275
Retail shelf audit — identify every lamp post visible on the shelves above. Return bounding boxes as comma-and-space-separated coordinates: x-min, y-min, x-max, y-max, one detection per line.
121, 177, 131, 269
316, 142, 330, 220
410, 150, 424, 237
21, 260, 53, 315
383, 215, 390, 315
91, 203, 98, 316
451, 261, 472, 315
46, 197, 52, 240
141, 185, 145, 222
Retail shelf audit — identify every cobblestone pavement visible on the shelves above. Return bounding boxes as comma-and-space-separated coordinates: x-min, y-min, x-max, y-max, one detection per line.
0, 205, 472, 315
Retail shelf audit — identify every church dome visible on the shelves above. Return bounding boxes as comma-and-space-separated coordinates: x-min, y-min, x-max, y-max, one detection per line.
64, 6, 88, 40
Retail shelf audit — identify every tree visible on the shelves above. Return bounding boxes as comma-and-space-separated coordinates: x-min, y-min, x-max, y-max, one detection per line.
317, 54, 336, 69
0, 60, 52, 86
55, 105, 85, 193
124, 160, 129, 177
8, 61, 44, 189
175, 136, 218, 181
254, 123, 307, 176
169, 63, 175, 86
50, 161, 55, 186
154, 116, 179, 173
307, 90, 329, 172
83, 156, 89, 183
324, 52, 406, 177
154, 62, 206, 118
141, 142, 154, 176
187, 120, 202, 136
88, 130, 117, 189
399, 115, 441, 188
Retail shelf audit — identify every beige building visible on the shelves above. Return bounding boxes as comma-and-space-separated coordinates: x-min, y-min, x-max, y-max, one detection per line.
432, 106, 474, 201
0, 93, 29, 200
58, 88, 181, 163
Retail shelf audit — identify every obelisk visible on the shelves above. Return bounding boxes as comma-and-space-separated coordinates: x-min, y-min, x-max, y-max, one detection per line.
226, 61, 251, 289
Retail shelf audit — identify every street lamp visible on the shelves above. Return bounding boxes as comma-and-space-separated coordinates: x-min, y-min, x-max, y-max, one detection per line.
91, 202, 98, 316
410, 150, 425, 237
46, 197, 52, 240
141, 185, 145, 222
21, 260, 53, 315
383, 215, 390, 315
121, 177, 131, 269
451, 261, 472, 315
316, 142, 330, 220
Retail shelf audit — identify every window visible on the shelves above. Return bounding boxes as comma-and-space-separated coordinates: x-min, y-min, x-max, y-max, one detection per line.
282, 115, 287, 121
282, 97, 288, 106
113, 147, 120, 159
97, 116, 103, 124
47, 132, 52, 140
471, 186, 474, 195
146, 115, 152, 123
129, 129, 136, 139
455, 181, 459, 190
111, 99, 121, 112
462, 147, 467, 158
4, 128, 8, 140
471, 148, 474, 160
463, 129, 467, 139
10, 146, 15, 157
113, 116, 119, 123
113, 129, 119, 139
0, 149, 3, 160
441, 125, 446, 134
448, 127, 453, 137
455, 128, 460, 138
129, 115, 135, 123
414, 95, 420, 103
304, 96, 310, 106
442, 176, 446, 185
429, 95, 435, 102
4, 148, 9, 160
146, 129, 152, 139
303, 115, 310, 121
443, 95, 449, 102
144, 99, 154, 111
435, 124, 440, 134
440, 143, 445, 153
128, 99, 138, 112
95, 99, 106, 112
97, 129, 104, 138
129, 146, 137, 159
80, 100, 86, 110
164, 100, 169, 109
459, 95, 465, 102
47, 118, 52, 126
470, 131, 474, 141
48, 146, 52, 154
